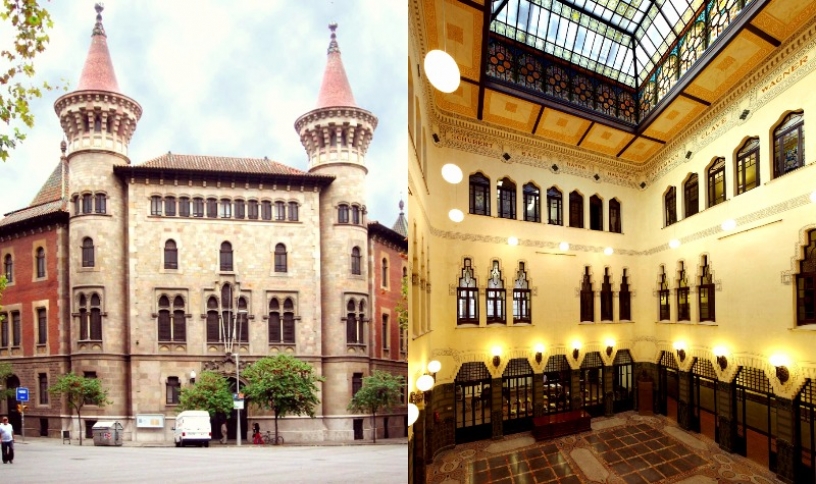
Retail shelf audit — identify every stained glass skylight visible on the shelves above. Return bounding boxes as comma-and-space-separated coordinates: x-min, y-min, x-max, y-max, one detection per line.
490, 0, 723, 88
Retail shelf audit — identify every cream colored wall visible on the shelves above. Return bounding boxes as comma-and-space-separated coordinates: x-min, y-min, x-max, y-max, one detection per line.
412, 17, 816, 400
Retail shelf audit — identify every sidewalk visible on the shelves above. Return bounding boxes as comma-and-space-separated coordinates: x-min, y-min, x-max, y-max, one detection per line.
16, 434, 407, 448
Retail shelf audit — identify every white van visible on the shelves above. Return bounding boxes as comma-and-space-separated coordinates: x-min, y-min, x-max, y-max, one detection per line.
173, 410, 212, 447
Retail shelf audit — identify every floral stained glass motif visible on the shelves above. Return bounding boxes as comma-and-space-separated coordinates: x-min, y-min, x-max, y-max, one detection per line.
545, 65, 570, 101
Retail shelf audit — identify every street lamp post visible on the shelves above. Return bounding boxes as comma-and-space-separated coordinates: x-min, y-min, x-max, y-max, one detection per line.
226, 305, 248, 446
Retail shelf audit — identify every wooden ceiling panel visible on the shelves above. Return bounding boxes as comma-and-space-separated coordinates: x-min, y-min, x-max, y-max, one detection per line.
534, 108, 592, 145
684, 30, 776, 102
752, 0, 816, 41
580, 124, 634, 157
641, 96, 708, 141
434, 81, 480, 118
483, 89, 541, 132
619, 137, 663, 164
423, 0, 483, 82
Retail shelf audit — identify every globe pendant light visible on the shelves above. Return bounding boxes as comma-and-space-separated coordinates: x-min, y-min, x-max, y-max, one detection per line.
425, 50, 460, 93
449, 208, 464, 223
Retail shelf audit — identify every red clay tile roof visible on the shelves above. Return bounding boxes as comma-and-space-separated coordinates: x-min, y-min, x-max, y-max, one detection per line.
135, 153, 320, 177
76, 6, 120, 93
0, 200, 66, 228
316, 24, 357, 109
30, 160, 68, 207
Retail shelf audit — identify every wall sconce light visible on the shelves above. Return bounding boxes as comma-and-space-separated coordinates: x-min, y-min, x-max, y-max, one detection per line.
408, 403, 419, 426
189, 370, 196, 385
411, 373, 436, 405
673, 341, 686, 362
605, 339, 615, 357
534, 344, 544, 364
491, 346, 501, 367
427, 360, 442, 380
572, 341, 581, 360
712, 346, 727, 371
770, 354, 791, 384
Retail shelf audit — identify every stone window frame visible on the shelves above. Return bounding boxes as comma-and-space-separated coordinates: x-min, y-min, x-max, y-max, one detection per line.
264, 290, 300, 346
154, 289, 190, 344
72, 286, 106, 344
343, 292, 368, 348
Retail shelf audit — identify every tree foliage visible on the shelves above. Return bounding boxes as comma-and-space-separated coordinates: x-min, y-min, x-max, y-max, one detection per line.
242, 355, 325, 444
1, 0, 66, 162
49, 372, 110, 445
0, 361, 13, 401
347, 370, 405, 443
176, 370, 234, 417
396, 274, 408, 331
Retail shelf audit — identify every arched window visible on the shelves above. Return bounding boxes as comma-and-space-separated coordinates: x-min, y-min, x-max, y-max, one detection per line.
346, 299, 360, 344
150, 196, 161, 216
206, 296, 219, 342
283, 298, 295, 344
684, 174, 699, 217
677, 262, 690, 321
609, 199, 621, 233
797, 230, 816, 325
774, 111, 804, 178
158, 296, 171, 341
522, 183, 540, 223
237, 297, 248, 343
234, 199, 245, 219
172, 296, 186, 342
658, 266, 670, 320
589, 195, 603, 231
469, 172, 490, 216
619, 269, 631, 321
179, 197, 191, 217
95, 193, 106, 214
338, 204, 350, 223
381, 258, 388, 288
457, 258, 478, 325
269, 298, 282, 343
192, 197, 204, 217
580, 267, 594, 322
36, 247, 45, 278
288, 202, 299, 221
220, 199, 232, 218
352, 205, 361, 224
699, 256, 715, 322
513, 262, 531, 324
665, 187, 677, 226
569, 191, 583, 228
496, 177, 516, 219
486, 260, 506, 325
547, 187, 562, 225
601, 268, 613, 321
220, 242, 233, 271
221, 284, 234, 341
82, 238, 95, 267
275, 201, 286, 221
351, 247, 362, 275
78, 294, 89, 340
3, 254, 12, 283
274, 243, 287, 273
164, 240, 178, 269
165, 196, 176, 216
206, 198, 218, 218
90, 293, 102, 340
247, 200, 259, 220
707, 158, 725, 207
82, 194, 93, 214
736, 138, 760, 195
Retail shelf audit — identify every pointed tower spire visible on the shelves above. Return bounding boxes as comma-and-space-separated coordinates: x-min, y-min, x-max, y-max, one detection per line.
76, 3, 120, 93
392, 200, 408, 237
316, 23, 357, 109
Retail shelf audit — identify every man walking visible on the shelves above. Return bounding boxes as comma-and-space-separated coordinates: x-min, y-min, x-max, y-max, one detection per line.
0, 416, 14, 464
220, 421, 228, 445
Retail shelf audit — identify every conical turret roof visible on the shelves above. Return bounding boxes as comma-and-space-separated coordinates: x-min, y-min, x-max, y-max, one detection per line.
76, 4, 120, 93
315, 23, 357, 109
392, 200, 408, 237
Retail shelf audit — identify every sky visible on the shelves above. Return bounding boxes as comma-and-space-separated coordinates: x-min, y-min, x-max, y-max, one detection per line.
0, 0, 407, 227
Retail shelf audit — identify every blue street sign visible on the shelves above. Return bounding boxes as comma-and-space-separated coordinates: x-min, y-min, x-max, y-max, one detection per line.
16, 387, 29, 402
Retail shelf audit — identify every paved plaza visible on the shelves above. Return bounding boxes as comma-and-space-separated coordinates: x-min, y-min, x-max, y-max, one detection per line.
0, 437, 407, 483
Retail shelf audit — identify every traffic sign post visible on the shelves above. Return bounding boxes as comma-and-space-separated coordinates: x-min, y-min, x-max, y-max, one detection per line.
16, 387, 28, 442
16, 387, 28, 402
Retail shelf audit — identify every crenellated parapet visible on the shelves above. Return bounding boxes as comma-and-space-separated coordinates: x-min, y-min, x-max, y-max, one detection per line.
54, 91, 142, 159
295, 107, 377, 171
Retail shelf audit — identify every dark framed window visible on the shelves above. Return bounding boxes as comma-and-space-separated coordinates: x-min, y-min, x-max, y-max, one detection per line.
351, 247, 361, 275
600, 268, 613, 321
164, 239, 178, 269
522, 183, 540, 222
338, 204, 350, 223
569, 191, 584, 228
547, 187, 563, 225
609, 199, 621, 233
699, 256, 715, 322
665, 187, 677, 226
179, 197, 190, 217
684, 174, 698, 217
94, 193, 106, 214
797, 230, 816, 325
352, 373, 363, 396
3, 254, 11, 283
288, 202, 299, 221
82, 194, 92, 214
261, 201, 272, 221
79, 294, 102, 341
234, 199, 245, 219
774, 111, 804, 178
11, 311, 20, 346
38, 373, 48, 404
382, 314, 389, 349
165, 196, 176, 216
90, 294, 102, 340
658, 266, 670, 320
206, 198, 218, 218
236, 297, 249, 343
206, 297, 219, 342
346, 299, 364, 344
36, 247, 45, 278
0, 312, 6, 347
381, 258, 388, 288
192, 197, 204, 217
73, 196, 80, 215
269, 298, 282, 343
736, 138, 760, 195
497, 177, 516, 219
707, 158, 725, 207
37, 307, 46, 345
220, 199, 232, 218
220, 241, 233, 271
275, 201, 286, 221
352, 205, 361, 224
619, 269, 631, 321
268, 297, 295, 344
457, 258, 478, 325
166, 377, 181, 405
78, 295, 88, 340
83, 371, 97, 405
248, 200, 259, 220
150, 196, 162, 215
81, 238, 94, 267
512, 262, 531, 324
283, 298, 295, 344
158, 296, 172, 341
274, 243, 287, 273
172, 296, 186, 342
486, 260, 506, 325
580, 267, 593, 322
677, 262, 690, 321
469, 172, 491, 216
589, 195, 603, 231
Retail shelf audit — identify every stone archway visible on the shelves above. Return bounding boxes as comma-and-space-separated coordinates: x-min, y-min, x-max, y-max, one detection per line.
5, 375, 21, 435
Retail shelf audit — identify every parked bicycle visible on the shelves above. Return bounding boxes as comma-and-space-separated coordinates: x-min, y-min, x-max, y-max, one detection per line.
261, 430, 284, 445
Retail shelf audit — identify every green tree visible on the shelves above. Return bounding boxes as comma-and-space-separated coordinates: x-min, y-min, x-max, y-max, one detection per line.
242, 355, 325, 445
1, 0, 67, 161
48, 372, 110, 445
0, 277, 12, 401
396, 274, 408, 331
176, 370, 234, 417
347, 370, 405, 443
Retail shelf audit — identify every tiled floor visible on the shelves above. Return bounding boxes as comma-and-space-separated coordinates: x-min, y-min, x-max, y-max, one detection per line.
427, 412, 784, 483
